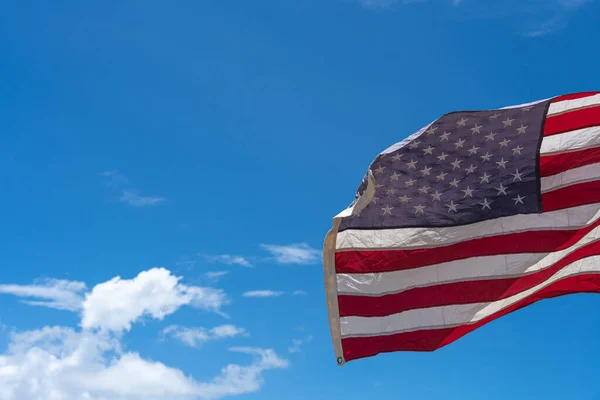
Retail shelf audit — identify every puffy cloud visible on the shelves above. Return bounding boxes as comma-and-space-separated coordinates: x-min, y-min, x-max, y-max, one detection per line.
0, 326, 287, 400
82, 268, 228, 332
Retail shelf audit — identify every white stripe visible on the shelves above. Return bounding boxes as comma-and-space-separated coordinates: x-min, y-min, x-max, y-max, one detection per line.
548, 93, 600, 116
340, 255, 600, 337
337, 226, 600, 295
541, 162, 600, 193
540, 126, 600, 155
336, 203, 600, 251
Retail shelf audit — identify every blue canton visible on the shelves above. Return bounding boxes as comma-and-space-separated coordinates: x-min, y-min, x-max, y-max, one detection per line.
339, 100, 551, 231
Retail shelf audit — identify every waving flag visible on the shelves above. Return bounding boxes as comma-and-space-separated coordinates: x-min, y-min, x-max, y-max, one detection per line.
324, 91, 600, 365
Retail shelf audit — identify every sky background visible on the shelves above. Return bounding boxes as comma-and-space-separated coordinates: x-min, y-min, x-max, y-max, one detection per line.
0, 0, 599, 399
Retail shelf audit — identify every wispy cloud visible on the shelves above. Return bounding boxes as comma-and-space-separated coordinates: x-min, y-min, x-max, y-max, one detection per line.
242, 290, 285, 298
260, 243, 321, 265
99, 170, 166, 207
163, 324, 248, 349
204, 254, 253, 268
205, 271, 229, 282
288, 335, 313, 354
292, 290, 307, 296
0, 278, 87, 311
120, 190, 165, 207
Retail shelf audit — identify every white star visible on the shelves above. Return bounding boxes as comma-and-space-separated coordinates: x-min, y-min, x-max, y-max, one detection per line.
418, 185, 431, 194
374, 165, 386, 174
499, 139, 511, 148
479, 198, 492, 210
414, 204, 426, 214
512, 145, 523, 155
516, 124, 528, 135
436, 171, 448, 181
426, 126, 438, 135
405, 178, 416, 187
465, 164, 477, 174
398, 195, 411, 203
431, 191, 442, 201
406, 159, 418, 169
382, 205, 394, 215
446, 200, 458, 213
496, 158, 509, 169
439, 132, 451, 141
496, 183, 508, 196
437, 152, 449, 161
521, 105, 533, 111
502, 117, 514, 127
420, 166, 432, 176
512, 169, 524, 182
513, 194, 525, 205
409, 140, 421, 149
390, 172, 401, 181
480, 152, 493, 162
457, 118, 468, 127
454, 138, 466, 149
485, 132, 497, 141
386, 187, 398, 196
423, 145, 435, 155
470, 124, 483, 134
479, 172, 491, 184
489, 113, 501, 119
376, 183, 384, 189
372, 197, 380, 204
449, 178, 460, 188
392, 153, 403, 161
462, 186, 474, 198
450, 159, 462, 170
468, 145, 480, 155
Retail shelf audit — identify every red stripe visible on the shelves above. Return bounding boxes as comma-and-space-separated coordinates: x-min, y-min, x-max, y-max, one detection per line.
338, 239, 600, 317
336, 189, 600, 274
552, 91, 600, 102
540, 147, 600, 177
542, 180, 600, 212
544, 106, 600, 137
341, 272, 600, 362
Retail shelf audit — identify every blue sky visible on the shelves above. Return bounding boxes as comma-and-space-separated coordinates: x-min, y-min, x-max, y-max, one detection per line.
0, 0, 599, 399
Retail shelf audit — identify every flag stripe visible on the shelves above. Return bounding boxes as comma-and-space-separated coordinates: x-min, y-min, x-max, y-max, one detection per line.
543, 106, 600, 137
550, 91, 600, 104
340, 255, 600, 338
540, 126, 600, 156
547, 93, 600, 116
541, 162, 600, 193
340, 272, 600, 362
337, 225, 600, 296
540, 146, 600, 178
542, 180, 600, 212
336, 203, 600, 252
338, 238, 600, 317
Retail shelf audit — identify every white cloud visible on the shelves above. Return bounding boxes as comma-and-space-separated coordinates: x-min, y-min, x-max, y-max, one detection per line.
204, 271, 229, 282
0, 326, 287, 400
291, 290, 307, 296
82, 268, 228, 332
0, 278, 86, 311
242, 291, 284, 298
163, 325, 247, 349
120, 190, 165, 207
204, 255, 252, 268
259, 243, 320, 265
288, 336, 313, 354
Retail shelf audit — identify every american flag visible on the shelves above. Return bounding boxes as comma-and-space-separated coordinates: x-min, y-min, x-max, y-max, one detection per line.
324, 91, 600, 365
